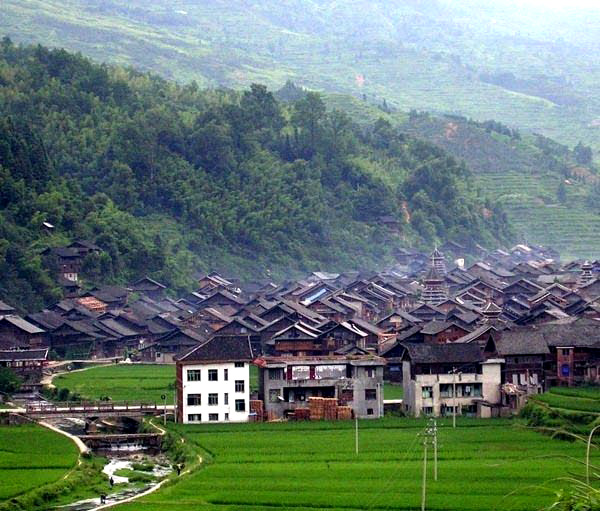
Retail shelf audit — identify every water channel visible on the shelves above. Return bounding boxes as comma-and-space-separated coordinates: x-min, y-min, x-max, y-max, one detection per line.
47, 417, 173, 511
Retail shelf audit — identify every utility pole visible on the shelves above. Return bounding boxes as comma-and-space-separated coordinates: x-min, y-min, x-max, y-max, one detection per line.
451, 368, 460, 429
421, 418, 438, 511
355, 415, 359, 455
421, 435, 428, 511
433, 419, 438, 482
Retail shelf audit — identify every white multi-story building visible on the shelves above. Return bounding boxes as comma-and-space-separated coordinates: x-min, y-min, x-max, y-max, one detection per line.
176, 336, 253, 424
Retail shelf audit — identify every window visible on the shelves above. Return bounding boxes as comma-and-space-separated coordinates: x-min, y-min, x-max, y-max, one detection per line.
208, 369, 218, 381
187, 394, 201, 406
225, 413, 229, 421
440, 384, 453, 398
421, 386, 433, 399
208, 393, 218, 406
224, 369, 229, 381
269, 389, 281, 403
367, 408, 374, 415
365, 389, 377, 400
235, 380, 245, 393
209, 413, 219, 421
235, 362, 244, 368
187, 414, 201, 422
224, 393, 229, 405
366, 367, 375, 378
187, 369, 201, 381
561, 349, 570, 356
422, 406, 433, 416
269, 368, 283, 380
235, 399, 246, 412
340, 389, 354, 402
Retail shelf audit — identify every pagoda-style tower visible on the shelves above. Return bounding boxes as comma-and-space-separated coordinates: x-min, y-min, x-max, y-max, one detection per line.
578, 261, 594, 288
431, 247, 447, 276
481, 300, 502, 322
421, 250, 448, 305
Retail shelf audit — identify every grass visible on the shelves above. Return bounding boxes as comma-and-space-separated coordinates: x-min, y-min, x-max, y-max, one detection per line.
0, 423, 79, 501
114, 418, 600, 511
384, 382, 404, 400
53, 364, 176, 404
529, 386, 600, 415
54, 363, 260, 404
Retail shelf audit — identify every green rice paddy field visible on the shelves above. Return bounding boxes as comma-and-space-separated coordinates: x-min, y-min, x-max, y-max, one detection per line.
530, 387, 600, 414
53, 364, 176, 403
116, 419, 599, 511
0, 424, 78, 501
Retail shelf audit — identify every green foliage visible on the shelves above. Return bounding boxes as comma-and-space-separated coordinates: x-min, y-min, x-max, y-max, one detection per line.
557, 181, 568, 204
0, 366, 21, 393
575, 142, 594, 165
0, 41, 512, 308
2, 0, 600, 154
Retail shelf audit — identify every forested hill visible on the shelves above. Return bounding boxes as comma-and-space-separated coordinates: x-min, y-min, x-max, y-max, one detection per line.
2, 0, 600, 151
0, 40, 511, 310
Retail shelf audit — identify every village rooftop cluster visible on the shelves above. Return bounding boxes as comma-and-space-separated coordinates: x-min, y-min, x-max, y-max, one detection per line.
1, 241, 600, 423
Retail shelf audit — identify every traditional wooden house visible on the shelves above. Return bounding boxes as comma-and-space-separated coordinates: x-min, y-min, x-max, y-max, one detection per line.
131, 277, 167, 301
0, 315, 46, 350
0, 348, 49, 386
421, 321, 471, 344
140, 328, 207, 363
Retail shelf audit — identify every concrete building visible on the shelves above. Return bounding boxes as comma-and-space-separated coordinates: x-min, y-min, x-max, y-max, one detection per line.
400, 343, 504, 418
176, 336, 253, 424
255, 354, 386, 419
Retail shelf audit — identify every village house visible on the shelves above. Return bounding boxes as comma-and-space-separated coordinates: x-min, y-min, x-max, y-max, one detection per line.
400, 343, 504, 418
176, 336, 253, 424
255, 354, 386, 420
0, 348, 49, 387
0, 315, 46, 350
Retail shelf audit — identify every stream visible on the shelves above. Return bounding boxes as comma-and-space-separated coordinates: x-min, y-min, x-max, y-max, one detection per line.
45, 418, 173, 511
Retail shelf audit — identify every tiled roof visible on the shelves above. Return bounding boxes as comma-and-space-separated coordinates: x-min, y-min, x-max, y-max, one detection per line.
177, 335, 253, 363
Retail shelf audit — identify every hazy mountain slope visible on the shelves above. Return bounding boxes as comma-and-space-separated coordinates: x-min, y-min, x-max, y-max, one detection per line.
398, 113, 600, 259
2, 0, 600, 151
0, 42, 511, 309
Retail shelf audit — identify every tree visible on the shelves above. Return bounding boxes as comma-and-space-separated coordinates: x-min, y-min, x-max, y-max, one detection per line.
574, 142, 593, 165
0, 367, 21, 394
557, 181, 567, 204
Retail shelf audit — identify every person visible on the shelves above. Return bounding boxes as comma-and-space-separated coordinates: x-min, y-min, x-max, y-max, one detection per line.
100, 493, 106, 504
109, 476, 114, 487
176, 464, 181, 476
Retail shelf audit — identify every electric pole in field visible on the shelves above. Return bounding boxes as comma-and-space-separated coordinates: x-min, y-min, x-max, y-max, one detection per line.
355, 415, 359, 455
421, 434, 428, 511
421, 418, 438, 511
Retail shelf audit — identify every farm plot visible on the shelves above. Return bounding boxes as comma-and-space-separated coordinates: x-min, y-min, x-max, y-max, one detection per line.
0, 424, 78, 500
53, 364, 176, 403
529, 386, 600, 414
115, 419, 599, 511
54, 364, 260, 404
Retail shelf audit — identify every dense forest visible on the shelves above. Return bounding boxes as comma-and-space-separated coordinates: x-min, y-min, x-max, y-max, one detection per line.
0, 39, 511, 310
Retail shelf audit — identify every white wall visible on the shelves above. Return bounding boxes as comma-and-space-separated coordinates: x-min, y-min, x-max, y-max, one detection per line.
181, 362, 250, 424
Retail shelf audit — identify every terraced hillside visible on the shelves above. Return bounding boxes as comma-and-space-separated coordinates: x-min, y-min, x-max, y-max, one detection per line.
2, 0, 600, 150
399, 113, 600, 259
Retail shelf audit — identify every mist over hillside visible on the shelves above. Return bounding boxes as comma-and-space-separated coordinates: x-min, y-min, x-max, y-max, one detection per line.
2, 0, 600, 150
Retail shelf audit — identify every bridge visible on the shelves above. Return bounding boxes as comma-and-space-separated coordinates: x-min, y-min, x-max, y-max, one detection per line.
17, 401, 175, 419
78, 432, 163, 449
